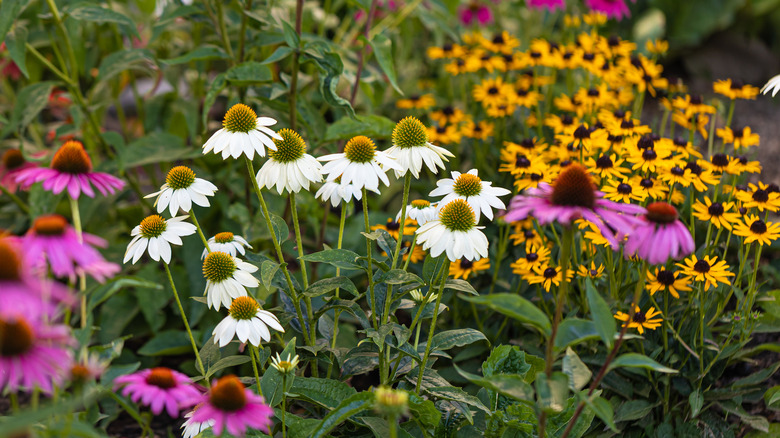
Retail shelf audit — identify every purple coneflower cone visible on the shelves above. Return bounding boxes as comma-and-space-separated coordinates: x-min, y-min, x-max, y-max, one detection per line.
114, 368, 201, 417
625, 202, 695, 265
459, 2, 493, 26
503, 164, 646, 247
190, 375, 274, 437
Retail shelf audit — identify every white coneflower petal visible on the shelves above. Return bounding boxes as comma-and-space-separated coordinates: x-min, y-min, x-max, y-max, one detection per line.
429, 169, 510, 222
202, 252, 259, 311
201, 232, 252, 259
415, 200, 488, 262
124, 215, 196, 264
256, 129, 322, 194
212, 297, 284, 347
145, 166, 218, 217
203, 104, 281, 160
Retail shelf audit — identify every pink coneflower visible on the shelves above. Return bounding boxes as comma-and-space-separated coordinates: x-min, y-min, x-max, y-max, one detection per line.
189, 375, 274, 436
459, 1, 493, 26
585, 0, 631, 20
0, 149, 39, 192
527, 0, 566, 12
625, 202, 694, 265
0, 311, 74, 394
15, 140, 124, 199
23, 214, 120, 283
114, 367, 201, 418
504, 164, 645, 247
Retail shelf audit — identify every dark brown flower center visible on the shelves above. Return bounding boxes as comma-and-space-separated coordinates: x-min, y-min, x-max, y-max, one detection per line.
0, 240, 21, 281
51, 141, 92, 174
550, 164, 595, 209
656, 269, 675, 286
646, 202, 678, 224
640, 178, 654, 188
32, 214, 67, 236
543, 267, 557, 278
0, 317, 34, 357
670, 166, 685, 176
617, 183, 632, 194
386, 221, 401, 231
708, 203, 724, 216
209, 375, 247, 412
632, 311, 646, 323
2, 149, 25, 169
487, 87, 499, 95
752, 189, 769, 203
515, 155, 531, 168
526, 252, 539, 262
145, 368, 178, 389
750, 220, 768, 234
711, 154, 730, 167
693, 260, 710, 274
620, 119, 634, 129
573, 125, 590, 140
642, 149, 658, 161
459, 259, 473, 269
637, 136, 654, 150
596, 155, 613, 169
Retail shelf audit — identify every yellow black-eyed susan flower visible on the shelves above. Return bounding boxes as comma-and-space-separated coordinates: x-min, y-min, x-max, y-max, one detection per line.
716, 126, 760, 150
577, 261, 604, 279
676, 255, 734, 291
372, 218, 417, 240
396, 94, 436, 110
735, 182, 780, 212
614, 306, 663, 334
713, 79, 760, 100
646, 268, 691, 299
692, 197, 740, 230
450, 257, 490, 280
733, 215, 780, 246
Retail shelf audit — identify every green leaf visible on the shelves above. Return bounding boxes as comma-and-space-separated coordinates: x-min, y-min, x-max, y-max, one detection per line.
608, 353, 678, 374
261, 338, 296, 406
444, 279, 478, 296
310, 392, 374, 438
5, 26, 28, 78
260, 261, 280, 290
586, 280, 615, 349
88, 276, 162, 312
202, 72, 226, 129
733, 362, 780, 387
431, 329, 488, 351
137, 330, 192, 356
262, 46, 294, 64
97, 49, 156, 81
280, 20, 300, 49
225, 61, 273, 85
0, 0, 26, 44
305, 276, 359, 298
407, 393, 440, 433
614, 400, 654, 422
426, 386, 491, 414
535, 372, 569, 414
306, 50, 356, 119
205, 355, 251, 380
302, 249, 362, 270
289, 377, 357, 409
118, 132, 200, 169
563, 347, 592, 391
380, 269, 424, 286
719, 400, 769, 432
0, 81, 55, 139
555, 318, 599, 351
67, 4, 140, 39
324, 114, 396, 141
764, 386, 780, 409
454, 365, 534, 405
366, 34, 402, 94
361, 417, 414, 438
270, 213, 289, 244
689, 389, 703, 418
162, 45, 230, 65
461, 293, 551, 336
583, 394, 619, 433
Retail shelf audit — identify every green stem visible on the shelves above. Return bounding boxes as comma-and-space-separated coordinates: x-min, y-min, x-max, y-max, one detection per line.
388, 413, 399, 438
164, 263, 206, 380
189, 209, 212, 252
237, 0, 253, 63
392, 174, 412, 270
214, 0, 235, 60
250, 345, 263, 395
415, 259, 449, 394
289, 0, 304, 130
289, 192, 316, 345
281, 373, 288, 438
25, 43, 74, 85
350, 0, 378, 104
0, 184, 30, 214
327, 203, 349, 379
362, 187, 378, 329
45, 0, 78, 82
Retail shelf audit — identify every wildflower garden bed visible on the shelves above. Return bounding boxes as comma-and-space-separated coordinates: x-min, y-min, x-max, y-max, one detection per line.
2, 0, 780, 437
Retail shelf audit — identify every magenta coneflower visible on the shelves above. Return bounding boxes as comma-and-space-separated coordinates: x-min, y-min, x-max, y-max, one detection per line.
585, 0, 631, 20
504, 164, 645, 247
527, 0, 566, 12
0, 149, 39, 192
15, 140, 124, 199
190, 375, 274, 436
459, 1, 493, 26
0, 311, 74, 394
625, 202, 694, 265
23, 214, 120, 283
114, 367, 201, 417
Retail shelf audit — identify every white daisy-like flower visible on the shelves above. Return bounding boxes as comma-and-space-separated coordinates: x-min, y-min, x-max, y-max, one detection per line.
202, 103, 282, 160
200, 232, 252, 259
429, 169, 511, 221
415, 199, 488, 262
315, 180, 366, 207
123, 215, 196, 264
318, 135, 402, 192
384, 116, 454, 179
181, 406, 215, 438
144, 166, 218, 216
255, 128, 322, 194
761, 74, 780, 97
212, 296, 285, 347
397, 199, 438, 226
202, 251, 259, 311
270, 353, 300, 374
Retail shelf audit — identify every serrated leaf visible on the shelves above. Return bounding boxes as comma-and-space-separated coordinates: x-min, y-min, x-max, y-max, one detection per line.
454, 365, 534, 405
5, 26, 28, 78
608, 353, 678, 374
719, 400, 769, 432
586, 279, 615, 349
563, 347, 591, 391
260, 261, 280, 290
305, 276, 359, 297
310, 392, 374, 438
461, 293, 551, 336
366, 34, 402, 94
205, 355, 251, 380
162, 45, 230, 65
67, 4, 140, 39
289, 377, 357, 409
302, 249, 362, 270
431, 329, 488, 351
444, 279, 478, 295
426, 386, 491, 414
407, 393, 440, 432
97, 49, 156, 81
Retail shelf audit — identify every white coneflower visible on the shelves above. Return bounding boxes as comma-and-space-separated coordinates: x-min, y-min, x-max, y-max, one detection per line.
181, 406, 215, 438
202, 252, 259, 311
761, 74, 780, 97
202, 103, 281, 160
123, 215, 196, 264
429, 169, 511, 221
415, 199, 488, 262
145, 166, 218, 216
384, 116, 454, 179
270, 353, 300, 374
318, 135, 402, 192
397, 199, 438, 226
212, 296, 284, 347
315, 180, 366, 207
200, 232, 252, 259
255, 129, 322, 194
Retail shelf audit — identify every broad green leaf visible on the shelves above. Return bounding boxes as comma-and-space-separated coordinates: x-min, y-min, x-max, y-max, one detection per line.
118, 132, 200, 169
302, 249, 362, 270
198, 335, 221, 376
407, 393, 440, 432
137, 330, 192, 356
614, 400, 654, 422
444, 279, 478, 296
431, 329, 488, 351
310, 392, 374, 438
719, 400, 769, 432
733, 362, 780, 387
535, 372, 569, 414
5, 26, 28, 78
205, 355, 251, 380
261, 338, 296, 406
97, 49, 156, 81
380, 269, 424, 286
583, 393, 619, 433
67, 4, 140, 39
555, 318, 599, 351
305, 276, 359, 297
0, 81, 54, 139
563, 347, 592, 391
162, 45, 230, 65
280, 20, 300, 49
270, 213, 289, 244
454, 365, 534, 404
361, 417, 414, 438
608, 353, 678, 374
306, 50, 356, 119
262, 46, 294, 64
483, 345, 544, 384
764, 386, 780, 409
324, 115, 396, 141
426, 386, 491, 414
88, 276, 162, 312
289, 377, 357, 409
0, 0, 26, 43
260, 261, 280, 290
689, 389, 703, 418
586, 280, 616, 349
366, 34, 402, 93
461, 293, 551, 336
225, 61, 273, 85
